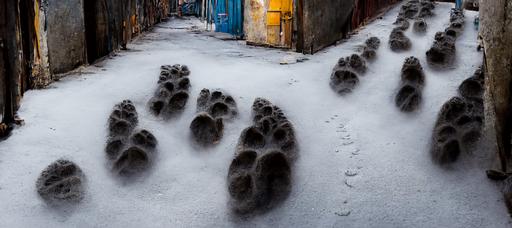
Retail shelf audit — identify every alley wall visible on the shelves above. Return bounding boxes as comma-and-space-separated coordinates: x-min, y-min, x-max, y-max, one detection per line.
47, 0, 87, 74
0, 0, 171, 126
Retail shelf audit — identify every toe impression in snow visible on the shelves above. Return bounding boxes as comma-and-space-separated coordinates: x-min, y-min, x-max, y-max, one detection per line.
190, 89, 238, 145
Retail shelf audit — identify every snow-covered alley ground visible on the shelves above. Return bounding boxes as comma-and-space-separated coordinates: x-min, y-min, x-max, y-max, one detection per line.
0, 2, 510, 228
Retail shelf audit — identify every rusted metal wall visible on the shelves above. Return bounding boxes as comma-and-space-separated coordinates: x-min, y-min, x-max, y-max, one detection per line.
84, 0, 170, 63
351, 0, 400, 29
0, 0, 28, 125
0, 0, 53, 129
0, 0, 170, 128
245, 0, 399, 53
0, 0, 16, 124
297, 0, 354, 54
296, 0, 400, 54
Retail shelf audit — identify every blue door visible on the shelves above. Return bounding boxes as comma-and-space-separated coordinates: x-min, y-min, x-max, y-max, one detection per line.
215, 0, 229, 33
213, 0, 243, 36
227, 0, 243, 37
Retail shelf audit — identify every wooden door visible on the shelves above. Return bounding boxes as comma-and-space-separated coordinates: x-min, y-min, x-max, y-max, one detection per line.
266, 0, 293, 47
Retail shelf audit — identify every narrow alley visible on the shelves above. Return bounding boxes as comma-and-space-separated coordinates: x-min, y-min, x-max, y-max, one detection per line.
0, 1, 511, 227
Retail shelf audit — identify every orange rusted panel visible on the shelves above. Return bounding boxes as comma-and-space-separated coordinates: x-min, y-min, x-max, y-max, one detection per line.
266, 11, 281, 26
269, 0, 282, 10
281, 0, 292, 12
265, 0, 293, 48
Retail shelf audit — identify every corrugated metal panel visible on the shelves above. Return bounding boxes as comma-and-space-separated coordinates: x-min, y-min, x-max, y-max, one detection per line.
211, 0, 243, 37
227, 0, 243, 36
215, 0, 229, 33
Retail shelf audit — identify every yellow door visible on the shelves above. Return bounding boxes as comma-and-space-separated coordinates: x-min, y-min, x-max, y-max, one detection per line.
266, 0, 293, 47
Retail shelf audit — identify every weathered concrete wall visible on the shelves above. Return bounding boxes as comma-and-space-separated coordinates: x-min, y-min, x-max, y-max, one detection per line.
47, 0, 87, 74
244, 0, 267, 45
295, 0, 399, 54
480, 0, 512, 170
300, 0, 354, 54
245, 0, 362, 52
0, 0, 170, 126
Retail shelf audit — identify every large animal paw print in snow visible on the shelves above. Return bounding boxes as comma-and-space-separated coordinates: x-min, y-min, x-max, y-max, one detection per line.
107, 100, 138, 137
389, 27, 412, 52
362, 37, 381, 60
397, 0, 420, 19
446, 8, 464, 37
458, 67, 484, 101
190, 89, 238, 145
330, 54, 366, 95
331, 37, 380, 95
36, 159, 86, 206
426, 31, 457, 67
426, 9, 464, 67
413, 18, 428, 33
148, 65, 191, 118
395, 57, 425, 112
227, 98, 297, 214
390, 0, 435, 50
418, 0, 435, 18
430, 67, 484, 164
106, 100, 158, 177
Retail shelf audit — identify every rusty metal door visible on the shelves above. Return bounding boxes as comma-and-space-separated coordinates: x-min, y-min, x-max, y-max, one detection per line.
266, 0, 293, 47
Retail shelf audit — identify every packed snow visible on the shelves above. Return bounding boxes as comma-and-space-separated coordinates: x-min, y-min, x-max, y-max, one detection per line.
0, 2, 510, 227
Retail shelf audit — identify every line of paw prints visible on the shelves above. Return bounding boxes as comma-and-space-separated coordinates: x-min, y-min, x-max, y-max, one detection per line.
330, 37, 381, 95
327, 114, 362, 218
35, 63, 192, 206
390, 0, 436, 51
426, 8, 464, 68
395, 56, 426, 112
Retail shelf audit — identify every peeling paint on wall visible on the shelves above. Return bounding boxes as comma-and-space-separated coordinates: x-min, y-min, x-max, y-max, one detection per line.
0, 0, 170, 124
245, 0, 267, 44
32, 0, 51, 88
245, 0, 400, 53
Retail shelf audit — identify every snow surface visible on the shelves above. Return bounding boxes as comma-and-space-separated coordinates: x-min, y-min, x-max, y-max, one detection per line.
0, 2, 510, 228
